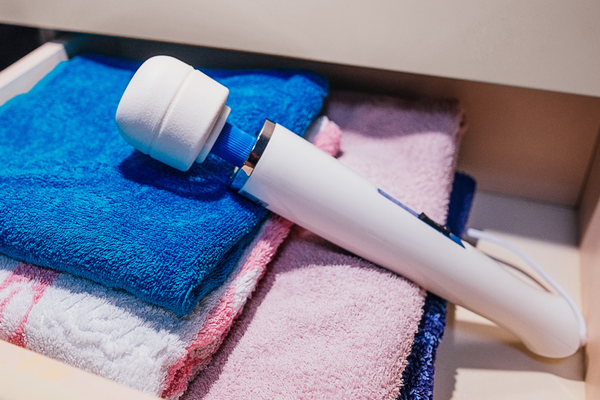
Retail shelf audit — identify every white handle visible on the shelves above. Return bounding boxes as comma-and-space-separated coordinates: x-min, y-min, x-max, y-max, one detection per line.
239, 123, 582, 358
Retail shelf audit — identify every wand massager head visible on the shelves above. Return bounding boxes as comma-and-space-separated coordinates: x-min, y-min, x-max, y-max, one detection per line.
116, 56, 231, 171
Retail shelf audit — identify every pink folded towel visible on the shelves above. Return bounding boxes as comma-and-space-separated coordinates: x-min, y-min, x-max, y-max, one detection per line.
184, 91, 464, 399
0, 123, 339, 399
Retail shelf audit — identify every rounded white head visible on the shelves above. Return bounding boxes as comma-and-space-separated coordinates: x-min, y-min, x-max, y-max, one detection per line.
116, 56, 230, 171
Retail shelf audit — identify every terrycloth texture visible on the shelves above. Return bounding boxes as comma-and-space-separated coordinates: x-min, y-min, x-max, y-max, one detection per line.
398, 172, 476, 400
0, 219, 283, 399
184, 92, 465, 399
0, 120, 340, 399
446, 172, 477, 238
0, 54, 328, 315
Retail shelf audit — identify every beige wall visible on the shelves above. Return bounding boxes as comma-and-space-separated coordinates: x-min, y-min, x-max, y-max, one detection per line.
0, 0, 599, 98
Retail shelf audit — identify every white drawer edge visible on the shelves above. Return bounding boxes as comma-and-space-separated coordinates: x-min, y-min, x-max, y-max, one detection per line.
0, 41, 69, 107
0, 340, 160, 400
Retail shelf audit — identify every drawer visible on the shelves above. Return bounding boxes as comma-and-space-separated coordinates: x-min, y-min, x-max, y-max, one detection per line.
0, 33, 598, 400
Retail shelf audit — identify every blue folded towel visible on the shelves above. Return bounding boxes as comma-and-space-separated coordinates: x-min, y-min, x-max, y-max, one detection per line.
399, 171, 476, 400
0, 54, 328, 315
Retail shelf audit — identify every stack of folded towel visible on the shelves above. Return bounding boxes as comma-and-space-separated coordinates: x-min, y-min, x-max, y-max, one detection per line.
0, 54, 474, 399
0, 54, 328, 398
0, 54, 328, 316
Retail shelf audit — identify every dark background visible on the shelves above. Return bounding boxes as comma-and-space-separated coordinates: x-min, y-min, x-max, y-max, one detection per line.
0, 23, 55, 71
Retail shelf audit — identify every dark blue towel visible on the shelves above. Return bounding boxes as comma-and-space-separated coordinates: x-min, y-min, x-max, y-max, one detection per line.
398, 171, 476, 400
0, 54, 328, 315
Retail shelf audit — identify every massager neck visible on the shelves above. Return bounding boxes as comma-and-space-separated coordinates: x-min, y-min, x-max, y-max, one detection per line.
210, 122, 257, 168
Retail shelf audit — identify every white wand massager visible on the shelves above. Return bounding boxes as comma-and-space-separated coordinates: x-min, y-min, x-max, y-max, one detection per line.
116, 55, 585, 358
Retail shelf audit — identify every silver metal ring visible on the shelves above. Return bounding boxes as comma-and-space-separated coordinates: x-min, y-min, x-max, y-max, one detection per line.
230, 119, 275, 191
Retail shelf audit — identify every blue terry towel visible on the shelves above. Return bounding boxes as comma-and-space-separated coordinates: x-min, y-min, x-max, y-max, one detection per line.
0, 54, 328, 315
